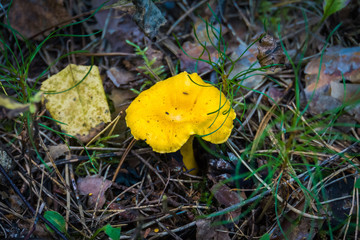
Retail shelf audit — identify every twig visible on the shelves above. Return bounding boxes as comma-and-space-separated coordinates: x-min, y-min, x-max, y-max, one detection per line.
166, 0, 208, 35
132, 150, 166, 185
112, 138, 136, 182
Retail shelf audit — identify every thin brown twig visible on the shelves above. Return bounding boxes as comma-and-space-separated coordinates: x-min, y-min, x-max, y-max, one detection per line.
112, 138, 137, 182
166, 0, 208, 35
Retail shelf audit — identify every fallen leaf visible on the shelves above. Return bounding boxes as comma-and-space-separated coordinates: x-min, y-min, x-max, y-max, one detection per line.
8, 0, 70, 40
211, 184, 242, 207
41, 64, 111, 142
47, 144, 70, 160
267, 86, 286, 104
91, 4, 144, 53
179, 41, 219, 73
304, 46, 360, 120
107, 67, 135, 87
108, 202, 137, 221
324, 175, 354, 229
304, 46, 360, 93
18, 221, 52, 239
196, 219, 231, 240
210, 184, 243, 223
271, 201, 324, 240
227, 43, 264, 89
192, 20, 228, 46
77, 175, 112, 209
109, 88, 136, 141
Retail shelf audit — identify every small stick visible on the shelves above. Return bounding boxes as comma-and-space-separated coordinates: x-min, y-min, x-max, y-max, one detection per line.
112, 138, 137, 182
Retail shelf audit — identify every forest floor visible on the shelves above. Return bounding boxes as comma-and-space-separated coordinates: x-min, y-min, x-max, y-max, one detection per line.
1, 0, 360, 239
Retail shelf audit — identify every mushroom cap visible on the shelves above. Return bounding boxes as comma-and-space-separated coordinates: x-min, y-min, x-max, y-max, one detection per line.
125, 72, 236, 153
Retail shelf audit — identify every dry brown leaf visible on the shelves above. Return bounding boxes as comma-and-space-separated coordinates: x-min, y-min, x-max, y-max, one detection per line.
107, 67, 136, 87
304, 46, 360, 120
196, 219, 231, 240
47, 144, 69, 160
77, 175, 112, 209
8, 0, 70, 40
227, 43, 264, 89
179, 41, 219, 73
271, 201, 324, 240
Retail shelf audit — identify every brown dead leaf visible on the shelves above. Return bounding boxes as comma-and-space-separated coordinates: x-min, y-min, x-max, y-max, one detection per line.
107, 67, 136, 88
304, 46, 360, 94
179, 41, 219, 73
196, 219, 231, 240
271, 201, 324, 240
18, 221, 53, 239
77, 175, 112, 209
108, 202, 138, 221
109, 89, 136, 110
92, 6, 144, 53
47, 144, 69, 160
304, 46, 360, 120
267, 86, 286, 104
109, 89, 136, 141
211, 184, 243, 223
192, 20, 228, 46
8, 0, 70, 40
211, 184, 242, 207
227, 43, 264, 89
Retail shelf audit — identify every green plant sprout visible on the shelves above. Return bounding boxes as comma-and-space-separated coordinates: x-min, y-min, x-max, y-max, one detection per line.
126, 39, 166, 94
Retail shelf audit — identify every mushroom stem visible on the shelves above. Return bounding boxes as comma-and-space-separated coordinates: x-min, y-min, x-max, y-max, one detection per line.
180, 135, 198, 175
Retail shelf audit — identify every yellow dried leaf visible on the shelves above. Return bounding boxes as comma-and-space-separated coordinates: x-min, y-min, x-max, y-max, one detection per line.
41, 64, 111, 142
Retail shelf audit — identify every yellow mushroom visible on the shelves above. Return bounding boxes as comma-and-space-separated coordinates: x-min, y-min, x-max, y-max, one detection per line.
125, 72, 236, 175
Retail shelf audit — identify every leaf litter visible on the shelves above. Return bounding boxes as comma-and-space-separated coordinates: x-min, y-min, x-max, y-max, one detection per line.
1, 1, 360, 239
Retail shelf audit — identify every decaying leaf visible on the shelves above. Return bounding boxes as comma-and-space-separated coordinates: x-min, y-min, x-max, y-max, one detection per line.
107, 67, 136, 87
91, 2, 144, 53
192, 19, 227, 46
271, 201, 324, 240
179, 41, 219, 73
211, 184, 243, 208
304, 46, 360, 120
109, 89, 136, 141
210, 184, 243, 222
8, 0, 70, 40
41, 64, 111, 142
196, 219, 231, 240
227, 43, 264, 89
77, 175, 112, 209
47, 144, 70, 161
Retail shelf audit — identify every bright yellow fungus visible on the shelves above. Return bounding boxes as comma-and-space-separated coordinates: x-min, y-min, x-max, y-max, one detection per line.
125, 72, 236, 174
